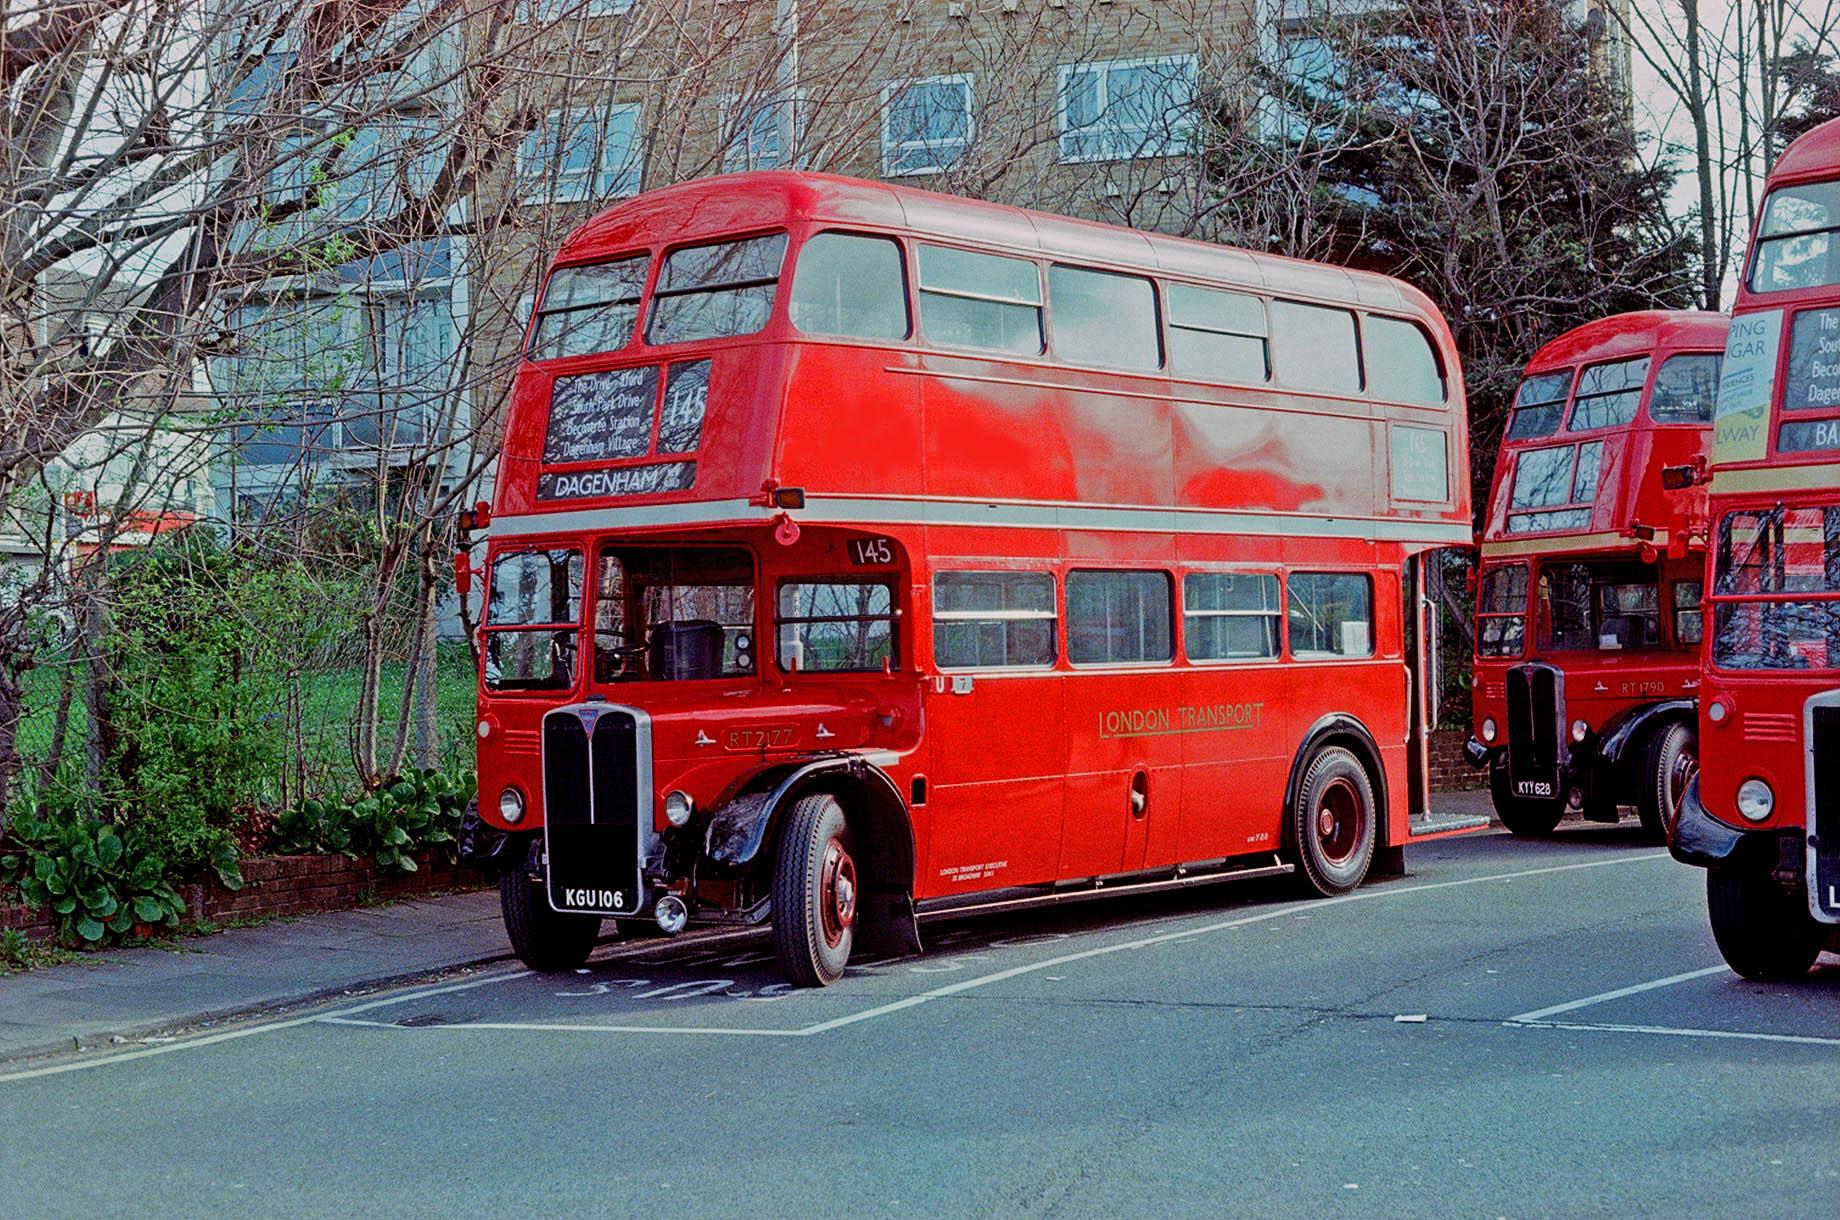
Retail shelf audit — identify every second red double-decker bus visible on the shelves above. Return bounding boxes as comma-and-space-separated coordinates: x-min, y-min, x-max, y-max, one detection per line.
1469, 312, 1727, 839
462, 172, 1477, 985
1672, 118, 1840, 978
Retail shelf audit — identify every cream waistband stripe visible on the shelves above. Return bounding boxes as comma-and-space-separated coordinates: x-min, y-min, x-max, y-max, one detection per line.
487, 494, 1475, 544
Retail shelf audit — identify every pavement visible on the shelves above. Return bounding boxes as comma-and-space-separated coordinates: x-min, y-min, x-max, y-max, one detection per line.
0, 889, 513, 1064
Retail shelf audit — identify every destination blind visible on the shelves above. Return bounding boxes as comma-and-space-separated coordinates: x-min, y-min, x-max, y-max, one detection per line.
1781, 306, 1840, 452
543, 365, 659, 465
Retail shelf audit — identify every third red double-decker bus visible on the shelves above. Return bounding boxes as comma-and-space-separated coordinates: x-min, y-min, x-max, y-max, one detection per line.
1469, 312, 1727, 839
1672, 118, 1840, 978
461, 171, 1478, 986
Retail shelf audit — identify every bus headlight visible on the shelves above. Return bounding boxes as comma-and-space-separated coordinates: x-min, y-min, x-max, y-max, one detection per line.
498, 786, 526, 824
1481, 717, 1497, 743
1735, 779, 1774, 822
1570, 719, 1590, 744
1706, 696, 1732, 725
663, 791, 694, 827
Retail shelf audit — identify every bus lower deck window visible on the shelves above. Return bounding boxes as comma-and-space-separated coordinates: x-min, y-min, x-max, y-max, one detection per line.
933, 571, 1057, 669
1287, 573, 1373, 659
483, 548, 584, 690
594, 547, 756, 683
1067, 570, 1172, 665
1183, 572, 1279, 661
777, 581, 897, 672
1476, 565, 1528, 657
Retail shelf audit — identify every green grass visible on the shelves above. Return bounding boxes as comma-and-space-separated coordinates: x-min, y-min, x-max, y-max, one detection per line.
14, 644, 479, 803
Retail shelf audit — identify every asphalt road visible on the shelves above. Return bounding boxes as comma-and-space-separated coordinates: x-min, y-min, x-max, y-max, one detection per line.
4, 819, 1836, 1218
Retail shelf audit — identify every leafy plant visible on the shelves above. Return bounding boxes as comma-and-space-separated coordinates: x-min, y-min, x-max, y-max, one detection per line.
1, 813, 200, 945
273, 768, 474, 874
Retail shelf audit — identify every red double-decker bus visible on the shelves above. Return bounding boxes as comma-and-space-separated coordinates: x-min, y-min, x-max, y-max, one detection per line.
462, 172, 1478, 985
1672, 119, 1840, 978
1469, 312, 1727, 839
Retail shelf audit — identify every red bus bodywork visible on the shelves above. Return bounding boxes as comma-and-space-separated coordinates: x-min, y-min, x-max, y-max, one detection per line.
1470, 312, 1726, 838
466, 171, 1477, 984
1672, 120, 1840, 976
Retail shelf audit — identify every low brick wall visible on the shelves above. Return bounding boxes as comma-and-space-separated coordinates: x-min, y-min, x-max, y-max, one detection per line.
1429, 726, 1485, 791
2, 850, 487, 943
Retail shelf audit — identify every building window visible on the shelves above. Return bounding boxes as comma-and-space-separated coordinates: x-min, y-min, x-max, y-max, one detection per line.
933, 572, 1057, 669
517, 103, 642, 205
1057, 55, 1196, 162
1184, 573, 1280, 662
1287, 572, 1373, 659
1067, 570, 1173, 665
881, 75, 973, 176
722, 94, 801, 172
522, 0, 633, 20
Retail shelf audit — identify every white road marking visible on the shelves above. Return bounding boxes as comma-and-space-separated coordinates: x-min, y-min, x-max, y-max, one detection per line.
1507, 965, 1731, 1023
1509, 1019, 1840, 1049
324, 852, 1676, 1041
0, 851, 1678, 1070
0, 970, 531, 1084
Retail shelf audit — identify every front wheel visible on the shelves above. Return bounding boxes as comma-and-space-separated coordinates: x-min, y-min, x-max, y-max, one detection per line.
1637, 721, 1696, 843
501, 862, 601, 972
1289, 746, 1376, 896
771, 793, 858, 987
1706, 867, 1823, 981
1489, 760, 1565, 836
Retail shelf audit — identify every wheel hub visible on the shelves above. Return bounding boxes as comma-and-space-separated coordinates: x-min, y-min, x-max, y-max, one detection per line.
819, 837, 857, 948
1316, 778, 1362, 865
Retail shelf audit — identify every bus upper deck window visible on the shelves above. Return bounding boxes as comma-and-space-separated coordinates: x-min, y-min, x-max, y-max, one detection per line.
1568, 356, 1650, 430
648, 233, 788, 346
1750, 179, 1840, 293
916, 243, 1044, 356
1048, 264, 1160, 371
483, 548, 584, 691
1506, 369, 1571, 439
1270, 300, 1360, 395
1649, 352, 1722, 422
1166, 283, 1269, 384
788, 232, 909, 340
1364, 315, 1446, 405
528, 256, 649, 361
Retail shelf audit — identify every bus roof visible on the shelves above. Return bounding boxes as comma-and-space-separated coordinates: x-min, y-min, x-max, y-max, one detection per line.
556, 170, 1443, 323
1521, 310, 1730, 378
1770, 117, 1840, 185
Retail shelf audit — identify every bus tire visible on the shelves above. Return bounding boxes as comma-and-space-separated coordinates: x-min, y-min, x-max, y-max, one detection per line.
1290, 746, 1376, 896
500, 866, 601, 973
1706, 867, 1823, 981
1489, 761, 1564, 836
771, 792, 857, 987
1637, 720, 1696, 843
